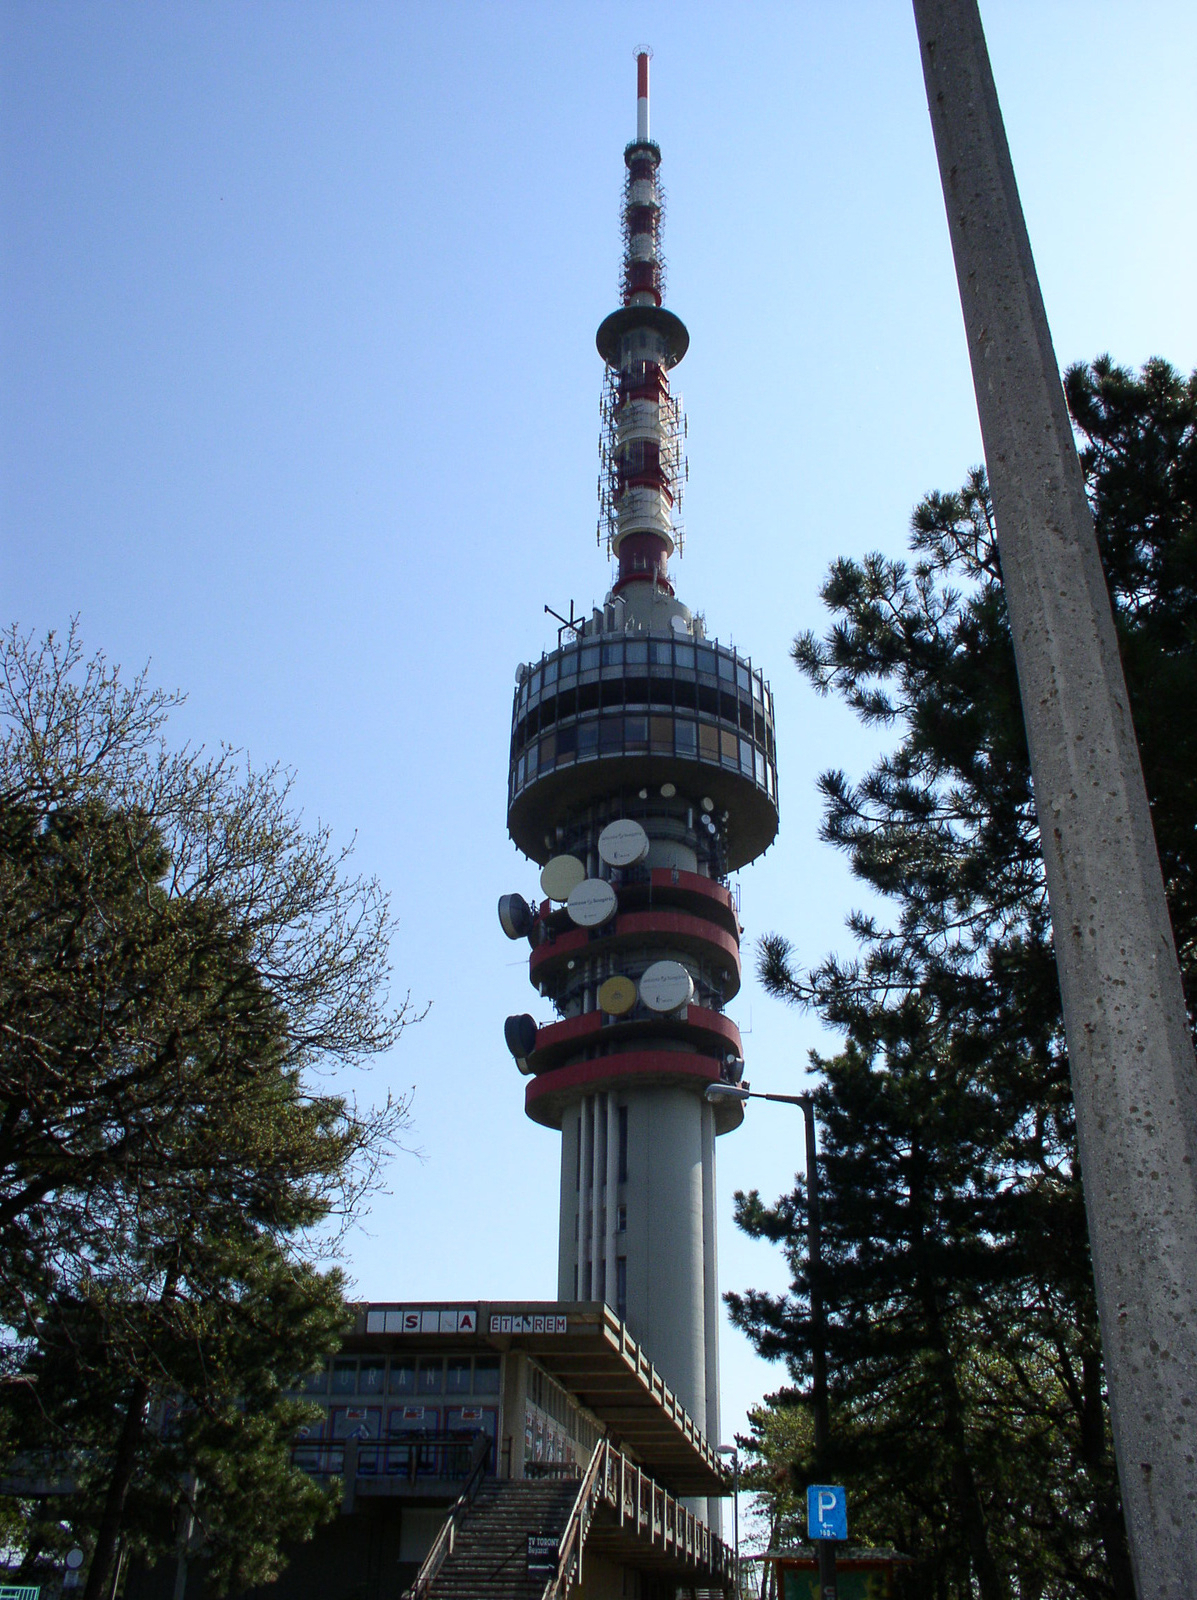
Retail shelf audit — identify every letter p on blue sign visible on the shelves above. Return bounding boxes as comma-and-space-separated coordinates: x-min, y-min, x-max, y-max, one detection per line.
806, 1484, 847, 1541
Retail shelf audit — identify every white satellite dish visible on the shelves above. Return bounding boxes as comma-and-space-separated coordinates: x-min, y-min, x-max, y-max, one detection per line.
670, 614, 689, 634
597, 818, 650, 868
540, 854, 587, 902
639, 960, 695, 1013
567, 878, 618, 928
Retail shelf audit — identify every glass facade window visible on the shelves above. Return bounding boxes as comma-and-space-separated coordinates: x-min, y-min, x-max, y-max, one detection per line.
721, 728, 739, 765
358, 1359, 386, 1396
581, 645, 600, 670
544, 657, 558, 685
736, 665, 750, 692
540, 733, 555, 766
675, 644, 695, 669
699, 723, 719, 761
755, 748, 767, 785
301, 1366, 328, 1395
417, 1359, 444, 1395
718, 655, 735, 682
651, 640, 672, 665
577, 720, 599, 757
446, 1358, 472, 1395
625, 641, 648, 666
740, 738, 754, 775
601, 642, 622, 667
389, 1360, 416, 1395
752, 672, 763, 703
473, 1357, 500, 1396
560, 651, 577, 677
331, 1359, 357, 1395
650, 716, 671, 753
676, 719, 697, 757
697, 647, 717, 677
626, 716, 648, 750
599, 718, 622, 753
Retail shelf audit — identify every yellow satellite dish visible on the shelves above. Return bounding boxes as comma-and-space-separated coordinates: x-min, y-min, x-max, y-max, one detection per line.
598, 975, 638, 1016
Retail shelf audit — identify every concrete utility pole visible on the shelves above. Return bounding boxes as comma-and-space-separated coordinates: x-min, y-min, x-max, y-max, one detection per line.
911, 3, 1197, 1594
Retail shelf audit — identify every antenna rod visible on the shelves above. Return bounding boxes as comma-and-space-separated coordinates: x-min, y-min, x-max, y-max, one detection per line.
636, 51, 650, 142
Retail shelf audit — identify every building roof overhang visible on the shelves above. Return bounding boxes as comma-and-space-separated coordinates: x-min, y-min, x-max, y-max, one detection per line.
344, 1299, 729, 1498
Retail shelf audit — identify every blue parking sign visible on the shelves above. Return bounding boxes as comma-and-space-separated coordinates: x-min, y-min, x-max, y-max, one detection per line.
807, 1484, 847, 1541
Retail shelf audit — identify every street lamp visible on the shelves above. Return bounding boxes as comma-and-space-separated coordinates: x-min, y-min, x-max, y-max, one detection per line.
706, 1081, 838, 1600
716, 1443, 740, 1596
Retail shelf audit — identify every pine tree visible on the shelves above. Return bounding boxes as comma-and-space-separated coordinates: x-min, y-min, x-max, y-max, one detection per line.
731, 358, 1195, 1600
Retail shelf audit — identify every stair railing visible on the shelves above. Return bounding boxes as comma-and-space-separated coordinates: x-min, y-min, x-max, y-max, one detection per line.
541, 1438, 608, 1600
402, 1433, 492, 1600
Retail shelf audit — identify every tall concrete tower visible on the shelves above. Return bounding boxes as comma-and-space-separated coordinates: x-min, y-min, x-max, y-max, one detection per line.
498, 53, 779, 1453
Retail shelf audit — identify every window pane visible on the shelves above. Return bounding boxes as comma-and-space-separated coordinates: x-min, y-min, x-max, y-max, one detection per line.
302, 1366, 329, 1395
559, 650, 577, 677
650, 716, 672, 754
736, 665, 750, 692
675, 720, 697, 756
473, 1358, 500, 1396
699, 723, 719, 761
625, 641, 648, 666
332, 1359, 357, 1394
581, 645, 600, 670
600, 717, 623, 752
718, 654, 735, 682
741, 738, 754, 774
526, 744, 539, 778
601, 642, 623, 667
625, 716, 648, 751
721, 728, 739, 764
543, 657, 559, 684
417, 1359, 443, 1395
755, 748, 766, 785
696, 648, 717, 677
540, 733, 555, 767
389, 1360, 416, 1396
675, 644, 695, 669
556, 723, 576, 758
517, 755, 526, 787
752, 672, 763, 703
577, 720, 599, 756
446, 1358, 472, 1395
359, 1359, 386, 1395
651, 641, 672, 666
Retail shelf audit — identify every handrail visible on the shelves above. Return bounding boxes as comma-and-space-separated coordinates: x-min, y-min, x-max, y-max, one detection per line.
541, 1438, 735, 1599
542, 1439, 609, 1600
402, 1433, 491, 1600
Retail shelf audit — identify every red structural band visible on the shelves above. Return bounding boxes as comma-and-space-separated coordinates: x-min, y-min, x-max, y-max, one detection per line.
525, 1048, 740, 1131
637, 54, 649, 100
529, 909, 741, 981
527, 1005, 742, 1071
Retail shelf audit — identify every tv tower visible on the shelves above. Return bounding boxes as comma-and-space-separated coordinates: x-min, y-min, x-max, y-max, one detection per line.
498, 52, 779, 1457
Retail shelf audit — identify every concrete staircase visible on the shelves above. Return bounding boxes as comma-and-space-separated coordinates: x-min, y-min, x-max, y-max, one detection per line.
424, 1478, 578, 1600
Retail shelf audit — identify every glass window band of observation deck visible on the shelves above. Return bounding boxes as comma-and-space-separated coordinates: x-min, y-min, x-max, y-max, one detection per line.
510, 639, 776, 796
516, 637, 772, 718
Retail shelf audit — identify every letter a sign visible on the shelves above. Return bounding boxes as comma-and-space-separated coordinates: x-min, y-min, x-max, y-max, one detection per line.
806, 1484, 847, 1542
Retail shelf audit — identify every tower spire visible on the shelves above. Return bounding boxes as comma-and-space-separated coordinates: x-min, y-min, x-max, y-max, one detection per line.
596, 51, 689, 596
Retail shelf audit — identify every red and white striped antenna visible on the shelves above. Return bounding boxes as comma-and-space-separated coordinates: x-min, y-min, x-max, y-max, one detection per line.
634, 46, 652, 142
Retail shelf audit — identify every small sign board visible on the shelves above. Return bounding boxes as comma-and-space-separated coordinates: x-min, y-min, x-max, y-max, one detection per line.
807, 1484, 847, 1541
526, 1533, 559, 1577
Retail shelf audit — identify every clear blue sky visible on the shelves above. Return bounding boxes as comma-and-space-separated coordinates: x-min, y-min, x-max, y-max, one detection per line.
3, 1, 1195, 1476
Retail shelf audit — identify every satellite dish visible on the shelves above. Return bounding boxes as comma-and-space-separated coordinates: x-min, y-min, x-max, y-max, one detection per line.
639, 960, 695, 1013
670, 615, 689, 634
597, 975, 637, 1016
701, 796, 715, 812
504, 1013, 538, 1062
566, 878, 618, 928
515, 663, 528, 685
723, 1054, 745, 1084
598, 818, 650, 868
540, 854, 586, 902
498, 893, 535, 940
660, 782, 676, 798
